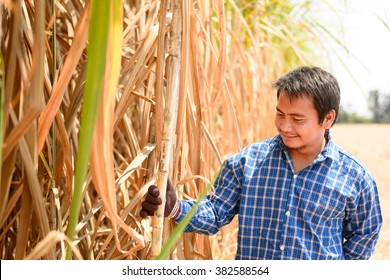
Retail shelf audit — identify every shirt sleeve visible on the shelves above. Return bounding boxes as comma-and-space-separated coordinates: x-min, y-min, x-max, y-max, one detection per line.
342, 173, 383, 259
173, 159, 242, 235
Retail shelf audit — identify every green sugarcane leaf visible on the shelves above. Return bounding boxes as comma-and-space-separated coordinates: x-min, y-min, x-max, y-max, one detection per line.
66, 0, 110, 259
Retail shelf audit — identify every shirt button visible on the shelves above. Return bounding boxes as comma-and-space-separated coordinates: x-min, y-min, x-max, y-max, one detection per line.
286, 211, 290, 217
293, 174, 297, 179
280, 245, 285, 251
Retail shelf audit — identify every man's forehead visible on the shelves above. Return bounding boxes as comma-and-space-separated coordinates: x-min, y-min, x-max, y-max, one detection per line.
276, 92, 317, 114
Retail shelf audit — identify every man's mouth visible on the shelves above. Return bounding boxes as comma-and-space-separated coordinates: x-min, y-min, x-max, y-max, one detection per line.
281, 133, 298, 140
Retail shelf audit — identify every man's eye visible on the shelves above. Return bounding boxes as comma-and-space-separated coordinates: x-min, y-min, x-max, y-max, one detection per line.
294, 118, 305, 123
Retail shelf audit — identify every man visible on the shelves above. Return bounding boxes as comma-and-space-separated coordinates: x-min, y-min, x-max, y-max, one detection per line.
140, 66, 383, 260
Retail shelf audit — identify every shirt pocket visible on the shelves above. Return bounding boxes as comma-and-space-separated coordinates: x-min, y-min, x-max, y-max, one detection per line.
305, 196, 345, 224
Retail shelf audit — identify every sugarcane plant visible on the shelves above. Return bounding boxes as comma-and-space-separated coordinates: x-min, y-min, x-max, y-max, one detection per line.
151, 0, 183, 258
0, 0, 341, 260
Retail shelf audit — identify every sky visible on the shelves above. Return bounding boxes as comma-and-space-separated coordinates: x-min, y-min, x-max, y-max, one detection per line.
314, 0, 390, 117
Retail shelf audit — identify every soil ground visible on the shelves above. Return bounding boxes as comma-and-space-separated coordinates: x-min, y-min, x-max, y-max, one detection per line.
331, 124, 390, 259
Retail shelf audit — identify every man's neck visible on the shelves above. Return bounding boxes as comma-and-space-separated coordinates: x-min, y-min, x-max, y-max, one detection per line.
288, 138, 326, 173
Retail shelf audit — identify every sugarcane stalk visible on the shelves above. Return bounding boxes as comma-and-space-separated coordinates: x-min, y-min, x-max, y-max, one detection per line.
151, 0, 182, 258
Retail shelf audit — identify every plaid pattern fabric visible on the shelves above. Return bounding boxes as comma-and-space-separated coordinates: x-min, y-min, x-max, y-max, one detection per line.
174, 133, 382, 260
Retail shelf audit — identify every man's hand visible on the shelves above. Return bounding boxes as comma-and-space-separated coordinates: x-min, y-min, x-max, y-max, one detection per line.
140, 178, 177, 218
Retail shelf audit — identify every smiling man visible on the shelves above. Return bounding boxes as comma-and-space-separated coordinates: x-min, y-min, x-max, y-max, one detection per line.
141, 66, 383, 260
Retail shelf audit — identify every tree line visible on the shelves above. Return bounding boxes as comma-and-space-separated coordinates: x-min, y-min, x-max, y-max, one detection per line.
338, 90, 390, 123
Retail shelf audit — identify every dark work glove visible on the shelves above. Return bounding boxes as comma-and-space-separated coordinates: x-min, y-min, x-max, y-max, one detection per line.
140, 178, 177, 218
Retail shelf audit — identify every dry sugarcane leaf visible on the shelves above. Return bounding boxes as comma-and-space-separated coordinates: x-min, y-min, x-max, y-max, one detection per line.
209, 0, 226, 105
9, 106, 55, 259
114, 24, 159, 128
0, 181, 23, 230
24, 231, 83, 260
15, 185, 33, 259
37, 1, 90, 155
2, 107, 41, 162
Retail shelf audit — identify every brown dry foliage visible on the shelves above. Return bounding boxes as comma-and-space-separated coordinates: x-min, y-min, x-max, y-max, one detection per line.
0, 0, 323, 259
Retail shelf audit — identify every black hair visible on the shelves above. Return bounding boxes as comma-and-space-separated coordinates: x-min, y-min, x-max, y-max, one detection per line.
273, 66, 340, 126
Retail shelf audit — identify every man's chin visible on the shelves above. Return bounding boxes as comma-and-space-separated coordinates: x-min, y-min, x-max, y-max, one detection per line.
282, 137, 300, 148
283, 141, 306, 152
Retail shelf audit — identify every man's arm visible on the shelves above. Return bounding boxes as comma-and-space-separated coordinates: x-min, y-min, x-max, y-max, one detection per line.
172, 159, 242, 235
342, 176, 382, 259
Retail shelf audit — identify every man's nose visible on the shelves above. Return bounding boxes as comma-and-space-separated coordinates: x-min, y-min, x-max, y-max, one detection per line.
279, 119, 293, 132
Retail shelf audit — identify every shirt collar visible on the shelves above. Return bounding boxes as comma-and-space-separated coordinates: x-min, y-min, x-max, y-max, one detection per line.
319, 131, 339, 162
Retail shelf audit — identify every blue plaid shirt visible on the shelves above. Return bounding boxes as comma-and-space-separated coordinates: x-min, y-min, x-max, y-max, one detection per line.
173, 133, 382, 260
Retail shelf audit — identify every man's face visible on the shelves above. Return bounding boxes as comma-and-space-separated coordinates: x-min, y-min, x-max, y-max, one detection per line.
274, 92, 330, 154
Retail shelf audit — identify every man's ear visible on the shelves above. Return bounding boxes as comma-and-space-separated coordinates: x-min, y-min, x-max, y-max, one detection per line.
323, 109, 336, 129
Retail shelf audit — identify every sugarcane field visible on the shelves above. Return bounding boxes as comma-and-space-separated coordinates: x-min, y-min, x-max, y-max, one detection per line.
0, 0, 389, 262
